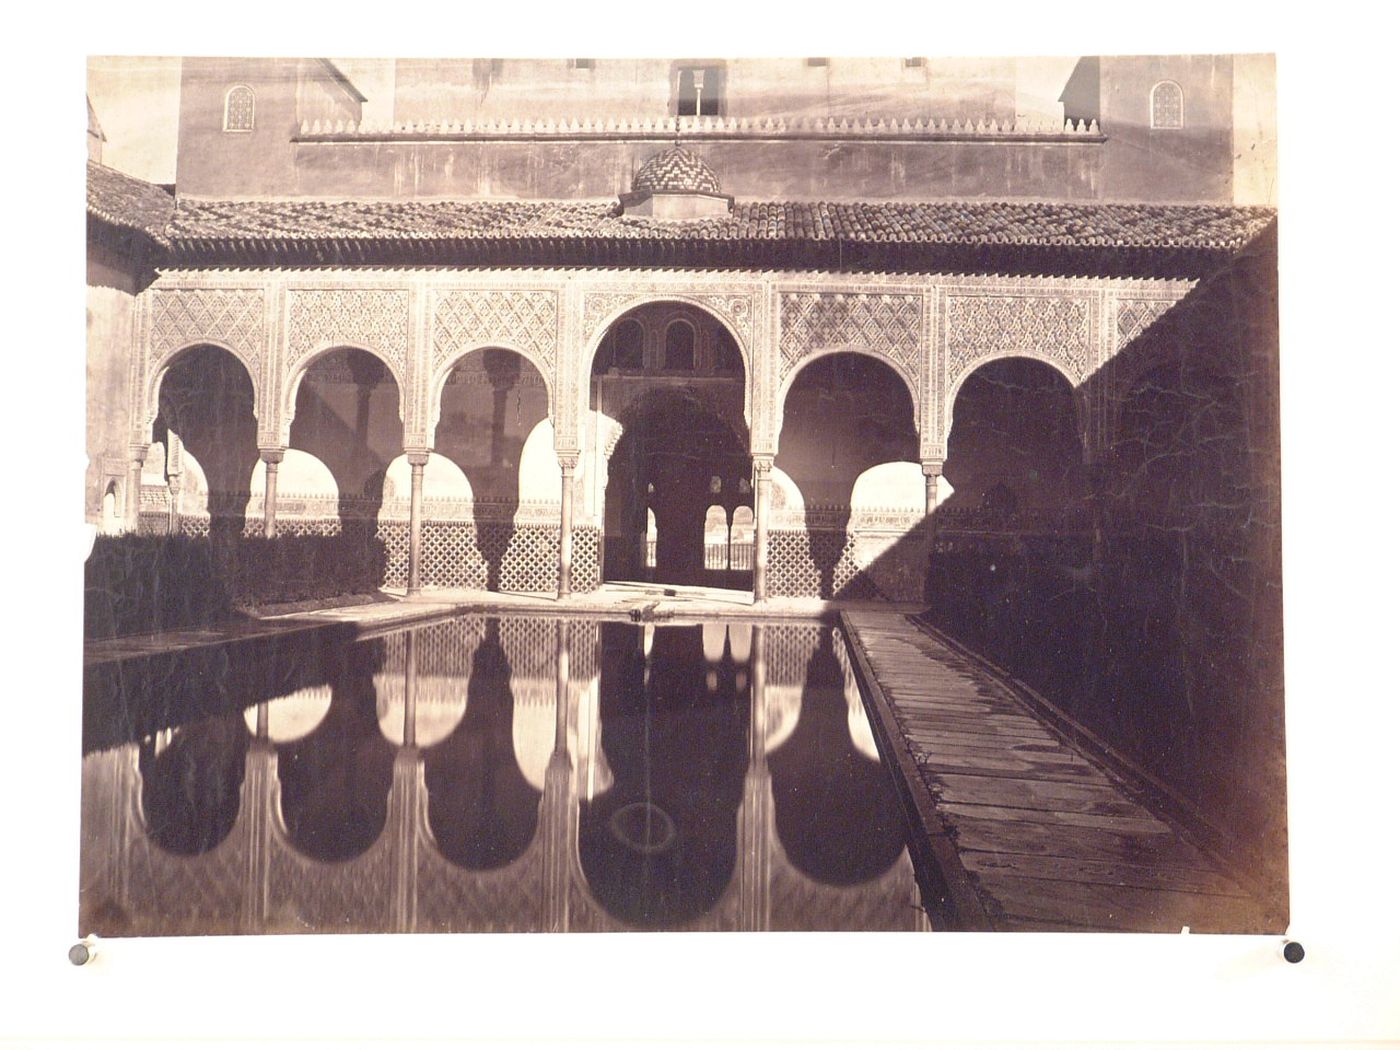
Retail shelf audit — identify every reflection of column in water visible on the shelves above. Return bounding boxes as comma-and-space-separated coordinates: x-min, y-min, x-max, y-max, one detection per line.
388, 626, 422, 932
736, 624, 772, 931
240, 733, 277, 933
542, 619, 574, 931
403, 628, 418, 747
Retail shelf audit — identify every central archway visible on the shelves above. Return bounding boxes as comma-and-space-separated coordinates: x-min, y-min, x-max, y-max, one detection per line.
589, 302, 751, 590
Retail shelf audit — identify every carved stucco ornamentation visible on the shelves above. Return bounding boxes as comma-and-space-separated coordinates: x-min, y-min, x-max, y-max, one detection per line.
431, 290, 558, 374
580, 292, 636, 347
693, 293, 754, 343
149, 288, 265, 377
778, 292, 923, 383
947, 294, 1091, 386
580, 290, 754, 353
287, 289, 410, 380
1116, 298, 1175, 352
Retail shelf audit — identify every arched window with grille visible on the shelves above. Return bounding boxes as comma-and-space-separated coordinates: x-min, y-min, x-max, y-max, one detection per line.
224, 85, 255, 132
664, 320, 695, 371
704, 504, 730, 570
1150, 81, 1183, 129
729, 507, 755, 571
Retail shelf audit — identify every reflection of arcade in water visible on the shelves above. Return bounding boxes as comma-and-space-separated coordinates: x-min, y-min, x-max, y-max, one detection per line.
80, 616, 928, 934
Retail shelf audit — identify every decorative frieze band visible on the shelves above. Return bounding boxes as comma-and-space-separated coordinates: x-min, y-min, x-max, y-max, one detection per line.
431, 289, 558, 375
946, 293, 1091, 386
778, 291, 923, 382
286, 289, 411, 379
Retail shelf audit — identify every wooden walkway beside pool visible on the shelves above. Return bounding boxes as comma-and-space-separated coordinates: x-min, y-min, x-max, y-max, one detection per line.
841, 610, 1272, 933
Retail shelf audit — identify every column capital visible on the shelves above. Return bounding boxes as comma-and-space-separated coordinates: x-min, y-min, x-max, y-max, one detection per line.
404, 449, 432, 468
128, 442, 149, 463
258, 446, 286, 466
921, 458, 945, 478
752, 455, 774, 479
558, 452, 580, 474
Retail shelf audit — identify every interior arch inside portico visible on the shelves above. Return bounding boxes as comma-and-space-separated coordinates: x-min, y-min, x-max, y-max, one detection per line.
589, 302, 751, 589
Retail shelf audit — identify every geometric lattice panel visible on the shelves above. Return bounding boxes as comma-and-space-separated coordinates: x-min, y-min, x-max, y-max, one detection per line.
779, 291, 923, 383
287, 289, 410, 377
381, 520, 601, 595
432, 290, 558, 373
149, 288, 265, 373
947, 294, 1090, 384
1115, 298, 1174, 352
766, 528, 901, 601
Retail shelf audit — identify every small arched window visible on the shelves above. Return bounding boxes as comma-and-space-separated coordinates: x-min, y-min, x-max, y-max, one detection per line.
1150, 81, 1183, 129
664, 320, 695, 371
704, 504, 730, 570
224, 85, 255, 132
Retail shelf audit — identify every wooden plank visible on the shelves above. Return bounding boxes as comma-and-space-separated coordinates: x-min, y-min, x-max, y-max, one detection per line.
958, 850, 1251, 897
941, 816, 1211, 869
938, 801, 1168, 835
914, 756, 1110, 784
910, 746, 1093, 770
901, 722, 1052, 750
924, 773, 1151, 818
976, 874, 1267, 934
904, 731, 1067, 752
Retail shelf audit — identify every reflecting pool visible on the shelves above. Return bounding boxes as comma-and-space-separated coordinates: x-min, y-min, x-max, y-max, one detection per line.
80, 616, 930, 934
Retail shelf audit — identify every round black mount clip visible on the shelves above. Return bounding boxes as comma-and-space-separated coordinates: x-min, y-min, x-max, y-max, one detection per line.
1283, 940, 1305, 964
68, 935, 99, 967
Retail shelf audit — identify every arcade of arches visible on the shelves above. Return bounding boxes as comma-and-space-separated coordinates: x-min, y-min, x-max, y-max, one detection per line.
114, 272, 1218, 604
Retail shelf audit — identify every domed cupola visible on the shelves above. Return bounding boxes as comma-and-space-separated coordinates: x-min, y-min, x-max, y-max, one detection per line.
620, 146, 733, 219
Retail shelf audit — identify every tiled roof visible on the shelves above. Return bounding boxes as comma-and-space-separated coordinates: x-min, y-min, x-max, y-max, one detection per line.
632, 146, 723, 195
87, 161, 174, 247
168, 198, 1274, 253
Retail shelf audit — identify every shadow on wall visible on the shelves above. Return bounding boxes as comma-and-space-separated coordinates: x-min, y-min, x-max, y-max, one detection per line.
843, 227, 1286, 921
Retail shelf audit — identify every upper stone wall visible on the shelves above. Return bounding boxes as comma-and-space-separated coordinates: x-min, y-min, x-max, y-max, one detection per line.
171, 56, 1250, 205
391, 58, 1018, 126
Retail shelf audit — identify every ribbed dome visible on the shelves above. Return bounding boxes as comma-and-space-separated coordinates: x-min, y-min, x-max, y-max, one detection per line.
631, 147, 723, 196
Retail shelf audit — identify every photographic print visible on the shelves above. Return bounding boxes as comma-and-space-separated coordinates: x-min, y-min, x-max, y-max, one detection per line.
82, 54, 1284, 937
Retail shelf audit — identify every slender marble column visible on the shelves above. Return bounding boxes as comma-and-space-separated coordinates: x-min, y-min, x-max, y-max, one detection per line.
752, 456, 773, 602
405, 450, 430, 596
165, 432, 183, 535
557, 453, 579, 599
921, 458, 944, 517
259, 447, 285, 539
165, 472, 182, 535
125, 444, 147, 533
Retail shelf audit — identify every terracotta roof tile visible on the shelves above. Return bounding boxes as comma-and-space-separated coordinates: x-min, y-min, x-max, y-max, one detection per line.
166, 197, 1274, 254
87, 161, 174, 247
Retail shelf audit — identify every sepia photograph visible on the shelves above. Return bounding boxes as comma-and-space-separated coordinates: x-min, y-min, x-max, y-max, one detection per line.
78, 52, 1288, 941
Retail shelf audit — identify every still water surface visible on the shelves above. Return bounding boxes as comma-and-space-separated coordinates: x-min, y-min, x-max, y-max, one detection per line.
81, 616, 929, 934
